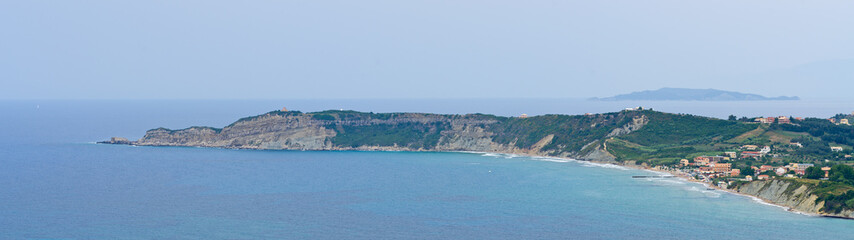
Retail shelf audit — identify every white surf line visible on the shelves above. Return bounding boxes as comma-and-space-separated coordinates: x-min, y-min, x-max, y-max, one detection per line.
639, 169, 818, 217
459, 150, 814, 216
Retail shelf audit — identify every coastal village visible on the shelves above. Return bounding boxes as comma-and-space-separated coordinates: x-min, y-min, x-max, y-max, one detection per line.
649, 111, 854, 189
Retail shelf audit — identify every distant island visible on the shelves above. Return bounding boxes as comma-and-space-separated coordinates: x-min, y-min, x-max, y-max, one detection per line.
591, 88, 799, 101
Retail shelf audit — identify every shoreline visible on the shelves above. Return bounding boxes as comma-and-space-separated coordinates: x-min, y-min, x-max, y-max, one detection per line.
458, 150, 824, 218
98, 142, 830, 218
608, 161, 820, 217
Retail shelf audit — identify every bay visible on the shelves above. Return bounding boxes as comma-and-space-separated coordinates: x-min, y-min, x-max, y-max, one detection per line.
1, 99, 852, 239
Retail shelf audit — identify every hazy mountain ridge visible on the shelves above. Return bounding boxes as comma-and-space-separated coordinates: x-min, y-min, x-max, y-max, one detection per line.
592, 88, 799, 101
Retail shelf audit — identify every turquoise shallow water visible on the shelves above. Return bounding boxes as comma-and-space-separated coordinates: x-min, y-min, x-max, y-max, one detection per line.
2, 100, 854, 239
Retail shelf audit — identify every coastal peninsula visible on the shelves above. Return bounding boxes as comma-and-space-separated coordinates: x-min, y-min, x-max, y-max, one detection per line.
101, 108, 854, 218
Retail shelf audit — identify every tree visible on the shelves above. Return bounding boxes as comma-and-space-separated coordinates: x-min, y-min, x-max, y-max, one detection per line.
830, 164, 854, 184
741, 167, 755, 176
728, 115, 737, 121
804, 166, 825, 179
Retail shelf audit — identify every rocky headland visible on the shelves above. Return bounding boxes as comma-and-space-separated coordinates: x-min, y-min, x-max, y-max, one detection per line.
101, 110, 653, 162
100, 108, 854, 218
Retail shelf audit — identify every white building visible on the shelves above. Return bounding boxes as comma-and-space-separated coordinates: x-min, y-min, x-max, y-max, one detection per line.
776, 167, 787, 176
760, 146, 771, 155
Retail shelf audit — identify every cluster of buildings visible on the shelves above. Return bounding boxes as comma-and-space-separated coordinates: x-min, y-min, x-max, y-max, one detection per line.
680, 156, 737, 179
754, 115, 854, 126
828, 111, 853, 125
755, 116, 801, 124
829, 118, 851, 125
754, 163, 813, 176
676, 150, 820, 182
738, 145, 771, 159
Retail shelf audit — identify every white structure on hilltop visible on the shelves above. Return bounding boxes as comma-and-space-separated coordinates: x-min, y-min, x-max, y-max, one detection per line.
760, 146, 771, 155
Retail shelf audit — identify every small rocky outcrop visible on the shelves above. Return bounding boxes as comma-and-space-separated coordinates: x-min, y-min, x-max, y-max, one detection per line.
607, 115, 648, 137
98, 137, 132, 145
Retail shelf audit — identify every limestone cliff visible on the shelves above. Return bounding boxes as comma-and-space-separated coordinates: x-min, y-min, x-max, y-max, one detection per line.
732, 179, 854, 218
103, 110, 657, 162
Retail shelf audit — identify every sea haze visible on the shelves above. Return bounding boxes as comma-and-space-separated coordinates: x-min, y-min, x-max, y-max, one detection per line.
2, 100, 854, 239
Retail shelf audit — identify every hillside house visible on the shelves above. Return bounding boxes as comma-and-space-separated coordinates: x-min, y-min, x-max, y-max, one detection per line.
759, 146, 771, 155
710, 163, 731, 173
788, 163, 814, 171
724, 151, 737, 158
730, 168, 741, 176
694, 157, 711, 166
741, 151, 762, 158
831, 146, 844, 152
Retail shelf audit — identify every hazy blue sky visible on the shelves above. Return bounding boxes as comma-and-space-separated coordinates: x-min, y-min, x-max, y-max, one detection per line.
2, 0, 853, 99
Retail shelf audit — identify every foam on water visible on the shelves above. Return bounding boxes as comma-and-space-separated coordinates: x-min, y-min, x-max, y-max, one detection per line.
683, 186, 722, 198
529, 156, 570, 163
650, 178, 686, 185
473, 152, 522, 159
468, 149, 823, 217
578, 161, 629, 170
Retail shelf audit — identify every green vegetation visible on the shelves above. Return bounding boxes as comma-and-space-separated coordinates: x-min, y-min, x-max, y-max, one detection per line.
606, 111, 755, 165
227, 110, 303, 127
154, 126, 223, 133
776, 118, 854, 148
487, 112, 638, 153
311, 114, 336, 121
330, 122, 448, 149
619, 111, 754, 146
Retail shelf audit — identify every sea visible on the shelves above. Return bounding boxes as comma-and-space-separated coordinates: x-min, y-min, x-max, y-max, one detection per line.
2, 99, 854, 239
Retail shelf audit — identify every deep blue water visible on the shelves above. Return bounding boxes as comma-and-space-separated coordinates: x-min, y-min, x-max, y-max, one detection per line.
2, 100, 854, 239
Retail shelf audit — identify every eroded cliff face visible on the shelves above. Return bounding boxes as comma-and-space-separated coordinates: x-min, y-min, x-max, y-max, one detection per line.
120, 110, 649, 162
732, 179, 854, 218
733, 179, 824, 214
606, 115, 648, 137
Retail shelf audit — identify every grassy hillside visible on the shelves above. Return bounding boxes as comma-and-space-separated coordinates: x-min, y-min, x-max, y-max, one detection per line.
331, 122, 448, 149
607, 111, 756, 164
486, 111, 641, 154
312, 110, 648, 155
619, 111, 755, 146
